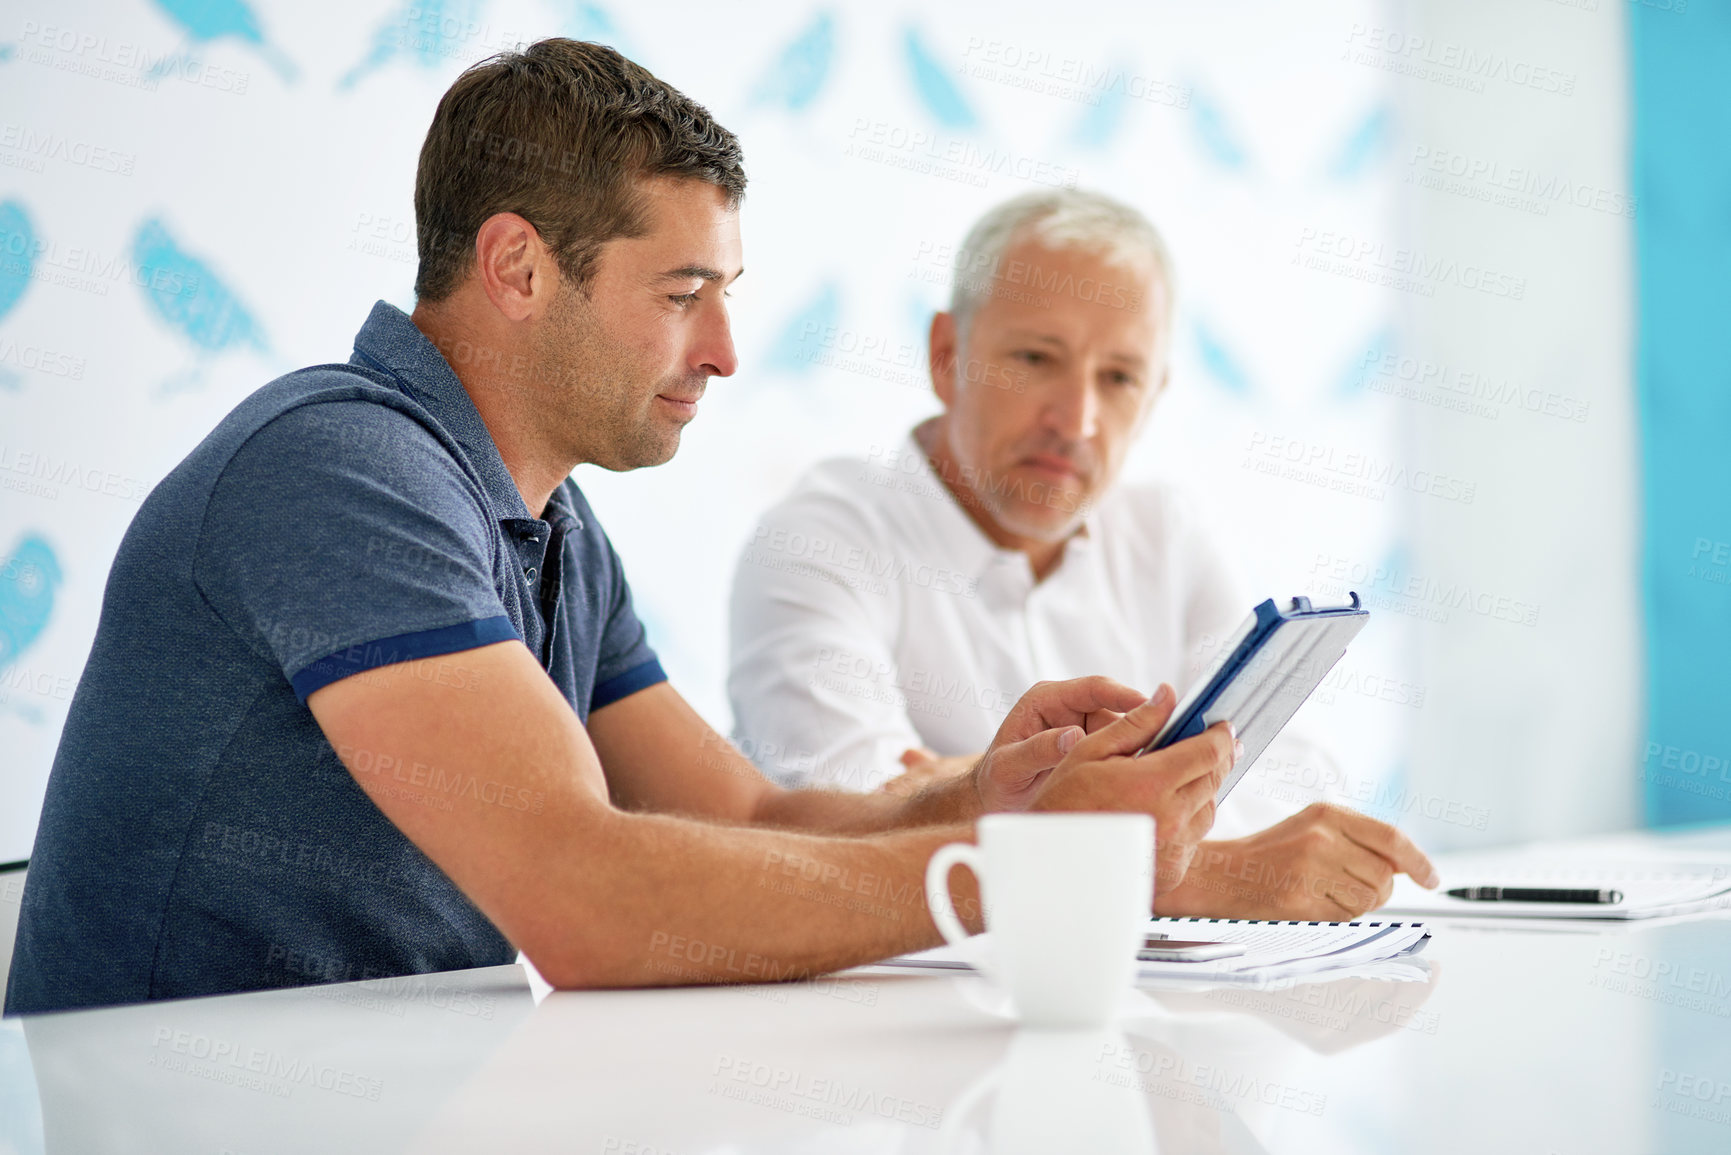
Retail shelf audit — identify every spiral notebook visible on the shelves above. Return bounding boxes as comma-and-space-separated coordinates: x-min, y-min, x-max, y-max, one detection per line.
876, 916, 1430, 985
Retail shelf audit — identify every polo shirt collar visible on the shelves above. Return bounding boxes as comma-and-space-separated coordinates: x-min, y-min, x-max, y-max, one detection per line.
349, 300, 535, 523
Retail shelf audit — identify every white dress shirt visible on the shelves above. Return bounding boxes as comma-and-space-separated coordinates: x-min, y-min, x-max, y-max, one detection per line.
727, 434, 1324, 838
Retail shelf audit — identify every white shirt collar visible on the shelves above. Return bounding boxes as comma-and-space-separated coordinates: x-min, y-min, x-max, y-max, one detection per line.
899, 430, 1099, 596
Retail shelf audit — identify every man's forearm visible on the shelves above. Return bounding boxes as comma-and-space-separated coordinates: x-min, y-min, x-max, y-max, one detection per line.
314, 650, 992, 990
543, 808, 980, 987
588, 684, 979, 834
747, 764, 981, 834
1153, 837, 1323, 918
1152, 840, 1237, 917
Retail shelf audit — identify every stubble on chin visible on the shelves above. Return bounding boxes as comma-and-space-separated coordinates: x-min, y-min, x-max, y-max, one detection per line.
620, 410, 683, 470
988, 499, 1088, 545
956, 460, 1091, 544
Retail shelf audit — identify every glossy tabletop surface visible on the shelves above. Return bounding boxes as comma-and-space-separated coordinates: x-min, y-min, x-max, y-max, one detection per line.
4, 826, 1729, 1155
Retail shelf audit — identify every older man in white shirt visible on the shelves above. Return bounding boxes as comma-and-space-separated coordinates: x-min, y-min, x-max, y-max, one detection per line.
728, 189, 1436, 919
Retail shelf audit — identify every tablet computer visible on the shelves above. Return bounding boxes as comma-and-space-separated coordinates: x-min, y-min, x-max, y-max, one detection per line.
1136, 594, 1369, 804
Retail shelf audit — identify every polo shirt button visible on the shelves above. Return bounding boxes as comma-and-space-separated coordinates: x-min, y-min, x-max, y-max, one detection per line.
524, 566, 538, 581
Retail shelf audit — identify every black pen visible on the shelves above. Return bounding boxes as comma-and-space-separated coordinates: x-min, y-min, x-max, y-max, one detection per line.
1447, 886, 1623, 904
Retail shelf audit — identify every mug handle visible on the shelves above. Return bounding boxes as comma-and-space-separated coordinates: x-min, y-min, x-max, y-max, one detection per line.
925, 841, 985, 948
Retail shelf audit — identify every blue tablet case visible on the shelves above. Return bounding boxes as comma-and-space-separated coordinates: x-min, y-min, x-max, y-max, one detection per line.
1137, 594, 1369, 804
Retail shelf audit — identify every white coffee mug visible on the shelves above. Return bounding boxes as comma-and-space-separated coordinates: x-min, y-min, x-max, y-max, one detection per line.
925, 812, 1154, 1028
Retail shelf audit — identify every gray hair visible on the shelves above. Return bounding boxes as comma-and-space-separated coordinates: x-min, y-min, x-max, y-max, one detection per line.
947, 189, 1175, 341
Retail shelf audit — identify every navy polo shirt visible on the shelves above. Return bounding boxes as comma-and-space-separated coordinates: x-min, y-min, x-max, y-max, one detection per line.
5, 301, 665, 1015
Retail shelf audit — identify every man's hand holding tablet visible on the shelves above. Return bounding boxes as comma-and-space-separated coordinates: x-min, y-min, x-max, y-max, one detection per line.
961, 592, 1443, 918
996, 681, 1438, 918
992, 682, 1240, 893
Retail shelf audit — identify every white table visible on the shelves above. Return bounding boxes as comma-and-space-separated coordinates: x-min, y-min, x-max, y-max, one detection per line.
4, 825, 1730, 1154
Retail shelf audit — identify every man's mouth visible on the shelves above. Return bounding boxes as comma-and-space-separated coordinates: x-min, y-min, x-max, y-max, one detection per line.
1020, 453, 1087, 482
655, 386, 706, 417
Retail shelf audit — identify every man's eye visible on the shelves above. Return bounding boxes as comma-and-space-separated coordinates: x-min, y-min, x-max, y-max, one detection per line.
1012, 349, 1048, 365
1106, 370, 1139, 387
669, 292, 700, 307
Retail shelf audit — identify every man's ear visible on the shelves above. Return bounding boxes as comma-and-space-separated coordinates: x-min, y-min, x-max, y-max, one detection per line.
929, 311, 959, 409
472, 212, 552, 323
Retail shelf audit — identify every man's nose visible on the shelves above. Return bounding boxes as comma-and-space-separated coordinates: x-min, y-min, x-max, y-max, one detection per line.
1043, 369, 1099, 442
695, 303, 739, 378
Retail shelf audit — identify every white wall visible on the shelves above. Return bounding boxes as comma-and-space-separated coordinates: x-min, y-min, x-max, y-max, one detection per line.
1396, 0, 1641, 846
0, 0, 1640, 863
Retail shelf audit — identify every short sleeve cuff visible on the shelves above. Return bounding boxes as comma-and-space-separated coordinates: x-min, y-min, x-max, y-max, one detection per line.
289, 616, 520, 702
590, 658, 667, 713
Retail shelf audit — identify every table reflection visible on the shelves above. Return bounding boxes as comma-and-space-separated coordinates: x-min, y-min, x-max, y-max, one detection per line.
1141, 963, 1443, 1055
5, 909, 1729, 1155
20, 965, 536, 1155
938, 1028, 1157, 1155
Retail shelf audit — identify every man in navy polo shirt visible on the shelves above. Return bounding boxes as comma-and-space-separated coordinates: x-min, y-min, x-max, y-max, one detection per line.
5, 39, 1253, 1015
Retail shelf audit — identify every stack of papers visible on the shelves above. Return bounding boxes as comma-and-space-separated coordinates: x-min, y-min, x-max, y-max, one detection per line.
1137, 917, 1430, 984
1383, 859, 1731, 920
876, 917, 1430, 987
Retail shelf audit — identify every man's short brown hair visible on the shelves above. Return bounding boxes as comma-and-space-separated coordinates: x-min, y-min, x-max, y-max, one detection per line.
413, 38, 746, 301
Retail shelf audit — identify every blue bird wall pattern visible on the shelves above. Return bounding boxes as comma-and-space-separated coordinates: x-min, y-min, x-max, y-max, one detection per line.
131, 217, 267, 356
0, 534, 62, 670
